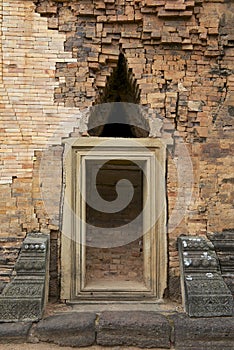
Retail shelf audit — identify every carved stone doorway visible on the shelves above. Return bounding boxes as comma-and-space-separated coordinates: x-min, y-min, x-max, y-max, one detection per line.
61, 138, 167, 301
61, 54, 166, 301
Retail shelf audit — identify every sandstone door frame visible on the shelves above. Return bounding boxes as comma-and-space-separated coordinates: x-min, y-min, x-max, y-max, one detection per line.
61, 138, 167, 301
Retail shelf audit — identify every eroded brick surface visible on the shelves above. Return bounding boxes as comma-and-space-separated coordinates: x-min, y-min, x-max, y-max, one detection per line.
0, 0, 233, 299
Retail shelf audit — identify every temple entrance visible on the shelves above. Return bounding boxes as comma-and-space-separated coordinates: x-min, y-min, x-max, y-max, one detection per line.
85, 159, 145, 291
61, 137, 167, 301
61, 53, 167, 301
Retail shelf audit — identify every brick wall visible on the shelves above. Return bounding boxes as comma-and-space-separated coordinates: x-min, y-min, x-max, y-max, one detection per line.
0, 0, 233, 300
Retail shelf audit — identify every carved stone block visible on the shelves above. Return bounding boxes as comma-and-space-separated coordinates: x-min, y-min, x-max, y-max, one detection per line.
208, 231, 234, 295
184, 273, 233, 317
178, 236, 233, 317
0, 233, 49, 322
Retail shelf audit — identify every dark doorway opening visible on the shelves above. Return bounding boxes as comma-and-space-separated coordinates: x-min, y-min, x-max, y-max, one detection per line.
85, 159, 144, 290
84, 53, 150, 293
88, 53, 149, 138
100, 123, 134, 137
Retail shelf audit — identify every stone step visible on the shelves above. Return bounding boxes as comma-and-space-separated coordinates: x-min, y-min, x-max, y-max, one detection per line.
0, 311, 233, 349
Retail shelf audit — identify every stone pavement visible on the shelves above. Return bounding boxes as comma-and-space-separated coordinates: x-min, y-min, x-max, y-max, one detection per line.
0, 345, 173, 350
0, 310, 233, 350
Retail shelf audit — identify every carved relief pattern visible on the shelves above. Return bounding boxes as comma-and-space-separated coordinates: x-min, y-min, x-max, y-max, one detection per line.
209, 231, 234, 294
183, 253, 219, 272
0, 300, 40, 321
189, 296, 233, 317
178, 236, 233, 317
3, 283, 44, 297
0, 233, 49, 322
186, 278, 228, 293
181, 237, 214, 251
15, 259, 45, 273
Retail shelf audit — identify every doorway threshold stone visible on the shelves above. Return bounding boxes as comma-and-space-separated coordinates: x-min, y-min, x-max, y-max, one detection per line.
68, 299, 180, 313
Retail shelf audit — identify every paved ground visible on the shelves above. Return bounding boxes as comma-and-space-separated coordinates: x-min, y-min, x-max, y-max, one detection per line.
0, 345, 172, 350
